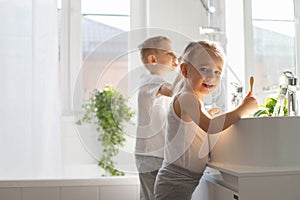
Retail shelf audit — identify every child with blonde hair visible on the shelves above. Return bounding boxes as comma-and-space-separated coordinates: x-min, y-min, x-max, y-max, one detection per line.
135, 36, 180, 200
154, 40, 258, 200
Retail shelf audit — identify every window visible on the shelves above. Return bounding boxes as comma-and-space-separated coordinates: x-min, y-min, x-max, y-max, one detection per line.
81, 0, 130, 100
244, 0, 299, 97
58, 0, 130, 113
58, 0, 134, 171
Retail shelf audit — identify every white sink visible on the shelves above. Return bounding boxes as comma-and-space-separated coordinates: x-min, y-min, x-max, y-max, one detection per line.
209, 116, 300, 167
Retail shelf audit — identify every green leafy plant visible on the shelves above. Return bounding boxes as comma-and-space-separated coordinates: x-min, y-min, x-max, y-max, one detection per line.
253, 97, 288, 117
76, 85, 134, 176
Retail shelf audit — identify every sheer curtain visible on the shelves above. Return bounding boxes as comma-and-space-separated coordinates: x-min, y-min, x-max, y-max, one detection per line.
0, 0, 62, 178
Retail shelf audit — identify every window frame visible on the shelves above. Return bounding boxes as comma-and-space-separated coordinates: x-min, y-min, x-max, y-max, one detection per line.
60, 0, 82, 115
295, 0, 300, 79
243, 0, 300, 92
60, 0, 134, 115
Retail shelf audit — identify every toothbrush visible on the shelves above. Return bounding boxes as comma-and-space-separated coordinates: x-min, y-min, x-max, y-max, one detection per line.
250, 76, 254, 93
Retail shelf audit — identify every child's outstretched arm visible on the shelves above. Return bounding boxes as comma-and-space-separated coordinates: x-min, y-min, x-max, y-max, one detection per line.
158, 82, 173, 97
158, 73, 183, 97
207, 91, 257, 133
174, 91, 258, 134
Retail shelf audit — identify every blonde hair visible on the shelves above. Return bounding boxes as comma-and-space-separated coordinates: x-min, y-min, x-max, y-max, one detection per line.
182, 40, 225, 67
138, 36, 172, 64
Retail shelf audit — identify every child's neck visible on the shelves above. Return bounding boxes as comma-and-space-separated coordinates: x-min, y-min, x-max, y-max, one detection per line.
146, 65, 172, 77
194, 92, 204, 101
150, 70, 165, 77
182, 81, 204, 101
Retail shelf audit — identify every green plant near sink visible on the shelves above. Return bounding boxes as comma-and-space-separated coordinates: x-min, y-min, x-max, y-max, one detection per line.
253, 97, 288, 117
76, 85, 135, 176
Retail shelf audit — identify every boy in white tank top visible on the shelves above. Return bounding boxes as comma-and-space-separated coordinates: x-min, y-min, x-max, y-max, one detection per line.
154, 40, 259, 200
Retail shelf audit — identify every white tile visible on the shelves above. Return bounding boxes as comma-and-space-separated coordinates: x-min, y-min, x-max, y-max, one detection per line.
99, 185, 139, 200
22, 187, 59, 200
61, 186, 98, 200
0, 188, 21, 200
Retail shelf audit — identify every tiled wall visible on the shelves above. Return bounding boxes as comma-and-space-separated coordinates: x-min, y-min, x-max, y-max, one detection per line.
0, 105, 139, 200
0, 178, 139, 200
0, 115, 141, 200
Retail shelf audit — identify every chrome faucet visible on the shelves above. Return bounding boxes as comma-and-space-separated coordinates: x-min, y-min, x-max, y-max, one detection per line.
231, 82, 243, 108
283, 71, 298, 116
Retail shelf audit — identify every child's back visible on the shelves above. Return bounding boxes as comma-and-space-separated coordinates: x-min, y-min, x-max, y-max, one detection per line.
135, 36, 179, 200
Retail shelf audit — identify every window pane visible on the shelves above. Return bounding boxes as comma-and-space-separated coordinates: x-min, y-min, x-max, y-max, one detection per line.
85, 15, 129, 31
81, 1, 130, 100
82, 0, 130, 15
252, 0, 294, 20
252, 20, 295, 92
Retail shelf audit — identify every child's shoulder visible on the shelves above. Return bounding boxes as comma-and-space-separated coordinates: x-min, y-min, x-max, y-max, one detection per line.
140, 73, 165, 86
174, 91, 199, 107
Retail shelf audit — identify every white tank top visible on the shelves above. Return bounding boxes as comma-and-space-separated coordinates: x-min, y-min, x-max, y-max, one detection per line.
164, 96, 209, 173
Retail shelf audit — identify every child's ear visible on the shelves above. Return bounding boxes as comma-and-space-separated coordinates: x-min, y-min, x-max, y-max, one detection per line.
147, 55, 157, 64
180, 63, 188, 78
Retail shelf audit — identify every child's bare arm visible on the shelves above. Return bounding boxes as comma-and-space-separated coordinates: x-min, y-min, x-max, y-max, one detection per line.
174, 92, 211, 131
158, 83, 173, 97
207, 92, 258, 133
159, 70, 183, 97
174, 92, 258, 134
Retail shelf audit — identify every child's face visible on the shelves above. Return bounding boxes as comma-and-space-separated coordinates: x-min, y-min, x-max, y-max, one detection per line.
182, 55, 223, 98
155, 49, 178, 71
153, 40, 178, 71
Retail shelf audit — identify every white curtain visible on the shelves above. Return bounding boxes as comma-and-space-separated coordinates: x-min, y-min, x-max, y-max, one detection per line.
0, 0, 62, 178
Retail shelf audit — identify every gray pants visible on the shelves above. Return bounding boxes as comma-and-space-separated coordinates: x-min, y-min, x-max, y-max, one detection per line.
154, 162, 203, 200
135, 155, 163, 200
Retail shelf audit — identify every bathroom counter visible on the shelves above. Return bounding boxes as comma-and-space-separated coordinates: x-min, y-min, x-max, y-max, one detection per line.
209, 116, 300, 167
198, 116, 300, 200
207, 162, 300, 177
198, 163, 300, 200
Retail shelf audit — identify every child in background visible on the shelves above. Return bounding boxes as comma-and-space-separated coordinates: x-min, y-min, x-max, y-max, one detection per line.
135, 36, 179, 200
154, 40, 258, 200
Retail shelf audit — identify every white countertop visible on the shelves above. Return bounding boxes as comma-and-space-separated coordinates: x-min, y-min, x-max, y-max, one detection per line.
207, 162, 300, 177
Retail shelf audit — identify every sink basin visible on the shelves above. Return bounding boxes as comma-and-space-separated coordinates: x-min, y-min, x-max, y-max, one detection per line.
209, 116, 300, 167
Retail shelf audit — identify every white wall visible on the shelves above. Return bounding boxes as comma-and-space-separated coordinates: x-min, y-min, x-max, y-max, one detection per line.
148, 0, 225, 39
147, 0, 208, 40
130, 0, 226, 48
225, 0, 246, 87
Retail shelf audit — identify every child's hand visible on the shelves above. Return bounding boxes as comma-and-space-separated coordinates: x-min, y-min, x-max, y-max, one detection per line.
245, 91, 253, 97
208, 107, 221, 116
240, 91, 258, 116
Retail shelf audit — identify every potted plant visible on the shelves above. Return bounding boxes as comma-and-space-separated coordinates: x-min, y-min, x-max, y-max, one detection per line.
76, 85, 134, 176
253, 97, 288, 117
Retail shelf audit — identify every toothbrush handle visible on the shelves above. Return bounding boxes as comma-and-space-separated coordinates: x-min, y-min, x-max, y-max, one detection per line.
250, 76, 254, 93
